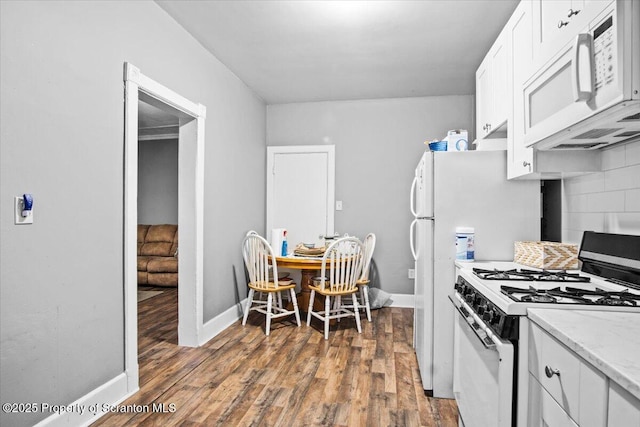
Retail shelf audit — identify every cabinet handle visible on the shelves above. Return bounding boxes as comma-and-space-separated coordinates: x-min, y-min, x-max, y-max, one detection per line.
522, 161, 531, 168
545, 366, 560, 378
558, 20, 569, 29
567, 8, 580, 18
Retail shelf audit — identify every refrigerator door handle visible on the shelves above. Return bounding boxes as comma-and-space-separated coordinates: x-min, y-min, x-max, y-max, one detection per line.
410, 177, 417, 217
410, 218, 418, 260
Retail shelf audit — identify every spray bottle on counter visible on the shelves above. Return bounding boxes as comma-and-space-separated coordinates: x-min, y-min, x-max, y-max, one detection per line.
281, 230, 288, 256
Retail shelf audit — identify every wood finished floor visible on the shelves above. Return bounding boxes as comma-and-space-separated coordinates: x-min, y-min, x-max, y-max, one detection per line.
92, 288, 458, 427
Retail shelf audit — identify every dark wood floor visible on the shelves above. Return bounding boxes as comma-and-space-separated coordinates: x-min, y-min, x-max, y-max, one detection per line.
92, 288, 458, 426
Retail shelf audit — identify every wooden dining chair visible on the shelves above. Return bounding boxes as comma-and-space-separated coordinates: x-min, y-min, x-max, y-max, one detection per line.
242, 233, 301, 336
244, 230, 293, 306
307, 236, 364, 340
336, 233, 376, 322
357, 233, 376, 321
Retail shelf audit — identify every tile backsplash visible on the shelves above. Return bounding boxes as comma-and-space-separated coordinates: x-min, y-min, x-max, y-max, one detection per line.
562, 140, 640, 245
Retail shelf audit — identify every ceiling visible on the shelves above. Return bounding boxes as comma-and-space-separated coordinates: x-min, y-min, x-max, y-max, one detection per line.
156, 0, 519, 105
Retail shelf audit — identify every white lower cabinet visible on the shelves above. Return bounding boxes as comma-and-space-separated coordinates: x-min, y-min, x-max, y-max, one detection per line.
528, 323, 607, 427
528, 374, 578, 427
608, 381, 640, 427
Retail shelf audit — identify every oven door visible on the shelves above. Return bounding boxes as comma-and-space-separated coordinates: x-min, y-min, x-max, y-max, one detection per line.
450, 293, 514, 427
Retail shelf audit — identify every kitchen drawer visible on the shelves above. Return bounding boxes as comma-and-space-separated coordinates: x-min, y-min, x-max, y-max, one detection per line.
528, 373, 578, 427
528, 323, 607, 426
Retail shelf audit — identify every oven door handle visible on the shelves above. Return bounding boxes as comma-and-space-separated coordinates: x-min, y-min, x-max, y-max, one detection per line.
449, 294, 496, 350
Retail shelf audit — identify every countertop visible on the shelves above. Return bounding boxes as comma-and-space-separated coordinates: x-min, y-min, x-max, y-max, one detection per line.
527, 308, 640, 400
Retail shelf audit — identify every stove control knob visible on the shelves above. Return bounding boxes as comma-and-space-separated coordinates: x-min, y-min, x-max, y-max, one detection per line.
491, 313, 502, 325
476, 305, 486, 316
483, 310, 494, 323
465, 294, 474, 303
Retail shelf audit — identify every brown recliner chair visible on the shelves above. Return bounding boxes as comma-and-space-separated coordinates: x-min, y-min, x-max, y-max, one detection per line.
137, 224, 178, 287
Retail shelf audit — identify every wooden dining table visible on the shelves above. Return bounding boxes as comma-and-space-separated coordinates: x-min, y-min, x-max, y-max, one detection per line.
275, 255, 325, 313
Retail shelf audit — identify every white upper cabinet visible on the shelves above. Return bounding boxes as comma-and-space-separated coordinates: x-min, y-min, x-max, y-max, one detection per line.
476, 29, 509, 140
532, 0, 614, 66
507, 1, 536, 179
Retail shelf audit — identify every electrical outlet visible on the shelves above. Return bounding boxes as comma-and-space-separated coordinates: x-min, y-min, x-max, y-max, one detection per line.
408, 269, 415, 279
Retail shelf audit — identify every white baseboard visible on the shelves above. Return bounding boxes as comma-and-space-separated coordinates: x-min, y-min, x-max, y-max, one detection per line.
385, 293, 415, 308
200, 298, 248, 346
33, 373, 136, 427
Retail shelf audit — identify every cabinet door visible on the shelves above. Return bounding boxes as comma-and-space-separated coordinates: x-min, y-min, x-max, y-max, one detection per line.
507, 1, 535, 179
535, 0, 574, 63
491, 37, 508, 130
476, 57, 491, 139
528, 374, 579, 427
533, 0, 614, 65
608, 381, 640, 427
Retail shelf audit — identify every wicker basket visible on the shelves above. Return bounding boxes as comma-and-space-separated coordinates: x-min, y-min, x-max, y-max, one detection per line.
514, 241, 578, 270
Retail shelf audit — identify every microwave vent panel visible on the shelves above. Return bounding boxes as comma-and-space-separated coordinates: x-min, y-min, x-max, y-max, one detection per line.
552, 142, 607, 149
614, 130, 640, 138
619, 112, 640, 122
571, 128, 619, 139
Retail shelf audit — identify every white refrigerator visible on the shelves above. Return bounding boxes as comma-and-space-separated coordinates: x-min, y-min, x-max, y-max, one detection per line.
409, 150, 540, 398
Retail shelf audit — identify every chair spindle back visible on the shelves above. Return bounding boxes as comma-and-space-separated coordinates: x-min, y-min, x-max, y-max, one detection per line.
242, 234, 279, 291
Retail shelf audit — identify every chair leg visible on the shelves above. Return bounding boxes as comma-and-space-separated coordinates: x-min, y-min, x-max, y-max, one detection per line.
336, 295, 342, 322
352, 293, 362, 334
242, 289, 254, 326
277, 292, 283, 309
265, 293, 273, 336
290, 288, 301, 327
362, 285, 372, 322
324, 295, 331, 340
307, 290, 315, 326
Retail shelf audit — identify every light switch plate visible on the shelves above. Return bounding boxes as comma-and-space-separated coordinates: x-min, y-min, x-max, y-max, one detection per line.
14, 196, 33, 225
408, 269, 415, 279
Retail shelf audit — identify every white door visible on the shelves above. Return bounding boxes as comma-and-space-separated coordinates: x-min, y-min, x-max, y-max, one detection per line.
266, 145, 335, 249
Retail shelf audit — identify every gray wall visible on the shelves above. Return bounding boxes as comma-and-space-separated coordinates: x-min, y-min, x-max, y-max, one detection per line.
0, 1, 265, 426
267, 95, 474, 294
138, 139, 179, 225
562, 140, 640, 243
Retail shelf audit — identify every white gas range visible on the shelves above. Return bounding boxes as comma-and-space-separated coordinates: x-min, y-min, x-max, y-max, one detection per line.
449, 232, 640, 427
457, 260, 640, 316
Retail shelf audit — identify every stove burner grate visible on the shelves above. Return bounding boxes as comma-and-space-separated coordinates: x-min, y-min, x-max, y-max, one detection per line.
520, 269, 591, 283
595, 296, 637, 306
521, 294, 557, 303
474, 268, 591, 283
500, 284, 640, 305
473, 268, 533, 281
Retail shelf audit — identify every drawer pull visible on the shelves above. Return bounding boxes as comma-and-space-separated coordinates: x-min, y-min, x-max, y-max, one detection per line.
545, 366, 560, 378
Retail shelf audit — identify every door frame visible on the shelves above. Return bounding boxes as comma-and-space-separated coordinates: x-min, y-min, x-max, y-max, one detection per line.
123, 63, 206, 392
266, 145, 335, 243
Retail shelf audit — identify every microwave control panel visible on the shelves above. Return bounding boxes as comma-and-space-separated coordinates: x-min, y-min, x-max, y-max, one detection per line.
593, 15, 615, 92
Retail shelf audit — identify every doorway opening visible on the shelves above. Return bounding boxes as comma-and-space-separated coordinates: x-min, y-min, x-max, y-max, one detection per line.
123, 63, 206, 393
137, 99, 179, 343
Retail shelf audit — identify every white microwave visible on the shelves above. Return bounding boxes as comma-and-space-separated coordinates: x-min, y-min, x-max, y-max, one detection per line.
523, 1, 640, 150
